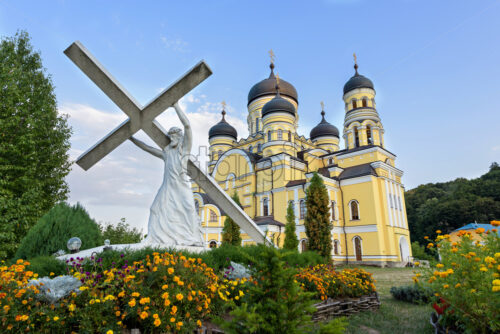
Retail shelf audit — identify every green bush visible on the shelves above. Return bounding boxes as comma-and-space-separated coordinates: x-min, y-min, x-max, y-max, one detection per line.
390, 284, 433, 304
411, 241, 436, 262
218, 245, 347, 334
24, 256, 67, 277
99, 218, 143, 244
198, 244, 327, 271
14, 202, 103, 259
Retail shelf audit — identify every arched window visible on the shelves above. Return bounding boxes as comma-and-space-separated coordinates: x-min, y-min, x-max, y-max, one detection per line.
362, 98, 368, 107
366, 125, 372, 144
299, 199, 306, 219
263, 198, 269, 216
333, 240, 340, 255
256, 118, 260, 132
209, 241, 217, 248
352, 100, 357, 109
267, 131, 272, 142
258, 143, 262, 152
277, 129, 283, 140
194, 200, 200, 217
328, 158, 333, 165
331, 201, 336, 220
354, 127, 360, 147
398, 197, 402, 211
288, 130, 292, 141
389, 194, 393, 208
209, 210, 218, 223
248, 145, 253, 153
353, 236, 362, 261
300, 239, 307, 252
350, 200, 360, 220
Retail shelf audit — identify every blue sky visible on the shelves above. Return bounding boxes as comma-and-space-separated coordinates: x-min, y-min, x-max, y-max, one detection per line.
1, 0, 499, 229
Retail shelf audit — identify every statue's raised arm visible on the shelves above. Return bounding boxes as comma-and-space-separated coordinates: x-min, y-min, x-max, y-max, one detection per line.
129, 136, 163, 159
173, 102, 192, 153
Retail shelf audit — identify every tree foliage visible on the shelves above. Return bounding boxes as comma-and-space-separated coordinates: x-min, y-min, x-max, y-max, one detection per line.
283, 201, 299, 250
15, 202, 103, 259
0, 31, 71, 259
305, 173, 332, 258
220, 246, 347, 334
405, 163, 500, 245
99, 218, 143, 245
222, 193, 242, 246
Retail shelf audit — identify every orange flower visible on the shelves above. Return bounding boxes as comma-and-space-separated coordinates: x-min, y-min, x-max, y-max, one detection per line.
128, 299, 136, 307
154, 318, 161, 327
139, 311, 148, 319
176, 293, 183, 301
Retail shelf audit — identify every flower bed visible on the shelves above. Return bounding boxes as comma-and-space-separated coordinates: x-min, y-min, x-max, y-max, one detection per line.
0, 252, 246, 333
416, 222, 500, 333
295, 265, 376, 301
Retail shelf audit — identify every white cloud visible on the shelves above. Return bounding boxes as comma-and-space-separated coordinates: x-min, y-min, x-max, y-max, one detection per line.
160, 35, 189, 53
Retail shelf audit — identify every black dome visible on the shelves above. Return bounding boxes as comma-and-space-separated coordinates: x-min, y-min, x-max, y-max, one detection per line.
261, 87, 296, 118
248, 63, 298, 104
310, 111, 339, 140
343, 64, 374, 94
209, 111, 237, 140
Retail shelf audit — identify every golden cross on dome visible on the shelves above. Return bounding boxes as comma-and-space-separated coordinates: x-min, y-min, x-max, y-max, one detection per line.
353, 52, 357, 65
276, 73, 280, 85
321, 101, 325, 111
269, 49, 275, 64
221, 101, 226, 110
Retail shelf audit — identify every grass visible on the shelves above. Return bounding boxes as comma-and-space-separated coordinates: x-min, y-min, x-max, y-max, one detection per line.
343, 266, 434, 334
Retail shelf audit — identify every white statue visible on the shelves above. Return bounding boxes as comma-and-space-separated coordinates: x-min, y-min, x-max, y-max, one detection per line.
130, 103, 204, 246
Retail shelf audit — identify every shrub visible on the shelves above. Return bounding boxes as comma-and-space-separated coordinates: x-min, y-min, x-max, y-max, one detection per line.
390, 284, 432, 304
23, 256, 67, 277
411, 241, 436, 262
219, 246, 346, 334
199, 244, 327, 271
417, 223, 500, 333
99, 218, 143, 244
305, 172, 332, 258
221, 193, 242, 246
295, 265, 376, 300
284, 201, 299, 250
15, 202, 103, 259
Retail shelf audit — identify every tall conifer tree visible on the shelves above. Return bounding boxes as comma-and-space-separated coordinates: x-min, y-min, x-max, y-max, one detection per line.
283, 201, 299, 250
221, 193, 242, 246
304, 172, 332, 258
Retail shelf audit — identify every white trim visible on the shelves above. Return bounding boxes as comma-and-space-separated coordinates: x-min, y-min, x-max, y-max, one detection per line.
339, 146, 396, 160
371, 161, 403, 178
384, 179, 393, 227
332, 225, 378, 234
339, 175, 374, 186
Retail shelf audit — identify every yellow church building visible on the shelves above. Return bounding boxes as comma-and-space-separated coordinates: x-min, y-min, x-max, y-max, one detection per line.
191, 57, 412, 266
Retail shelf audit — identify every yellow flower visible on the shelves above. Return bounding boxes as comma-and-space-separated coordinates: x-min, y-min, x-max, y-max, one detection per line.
131, 292, 140, 297
470, 289, 477, 293
436, 263, 444, 268
176, 293, 183, 301
170, 317, 176, 323
176, 321, 183, 328
53, 316, 59, 321
168, 268, 175, 275
443, 284, 449, 289
162, 284, 169, 290
455, 283, 461, 288
115, 311, 121, 317
171, 305, 178, 314
128, 298, 136, 307
173, 276, 180, 282
197, 319, 202, 327
153, 313, 159, 319
493, 286, 500, 292
436, 230, 441, 234
154, 318, 161, 327
493, 279, 500, 286
162, 292, 169, 299
414, 261, 420, 266
139, 297, 150, 305
480, 267, 488, 272
68, 304, 76, 312
106, 331, 114, 334
139, 311, 148, 319
118, 291, 125, 298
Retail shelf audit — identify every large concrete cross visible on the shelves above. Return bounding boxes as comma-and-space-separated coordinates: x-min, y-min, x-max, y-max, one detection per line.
65, 41, 267, 245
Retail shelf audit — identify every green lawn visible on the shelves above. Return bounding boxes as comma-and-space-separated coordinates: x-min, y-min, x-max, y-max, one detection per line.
342, 266, 434, 334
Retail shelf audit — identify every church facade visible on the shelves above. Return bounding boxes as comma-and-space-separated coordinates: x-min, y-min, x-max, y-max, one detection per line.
191, 59, 412, 266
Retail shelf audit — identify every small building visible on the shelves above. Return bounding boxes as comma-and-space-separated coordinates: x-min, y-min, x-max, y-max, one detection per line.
449, 223, 498, 243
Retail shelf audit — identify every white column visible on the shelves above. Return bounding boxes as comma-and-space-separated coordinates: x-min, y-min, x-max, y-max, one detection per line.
384, 179, 394, 227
